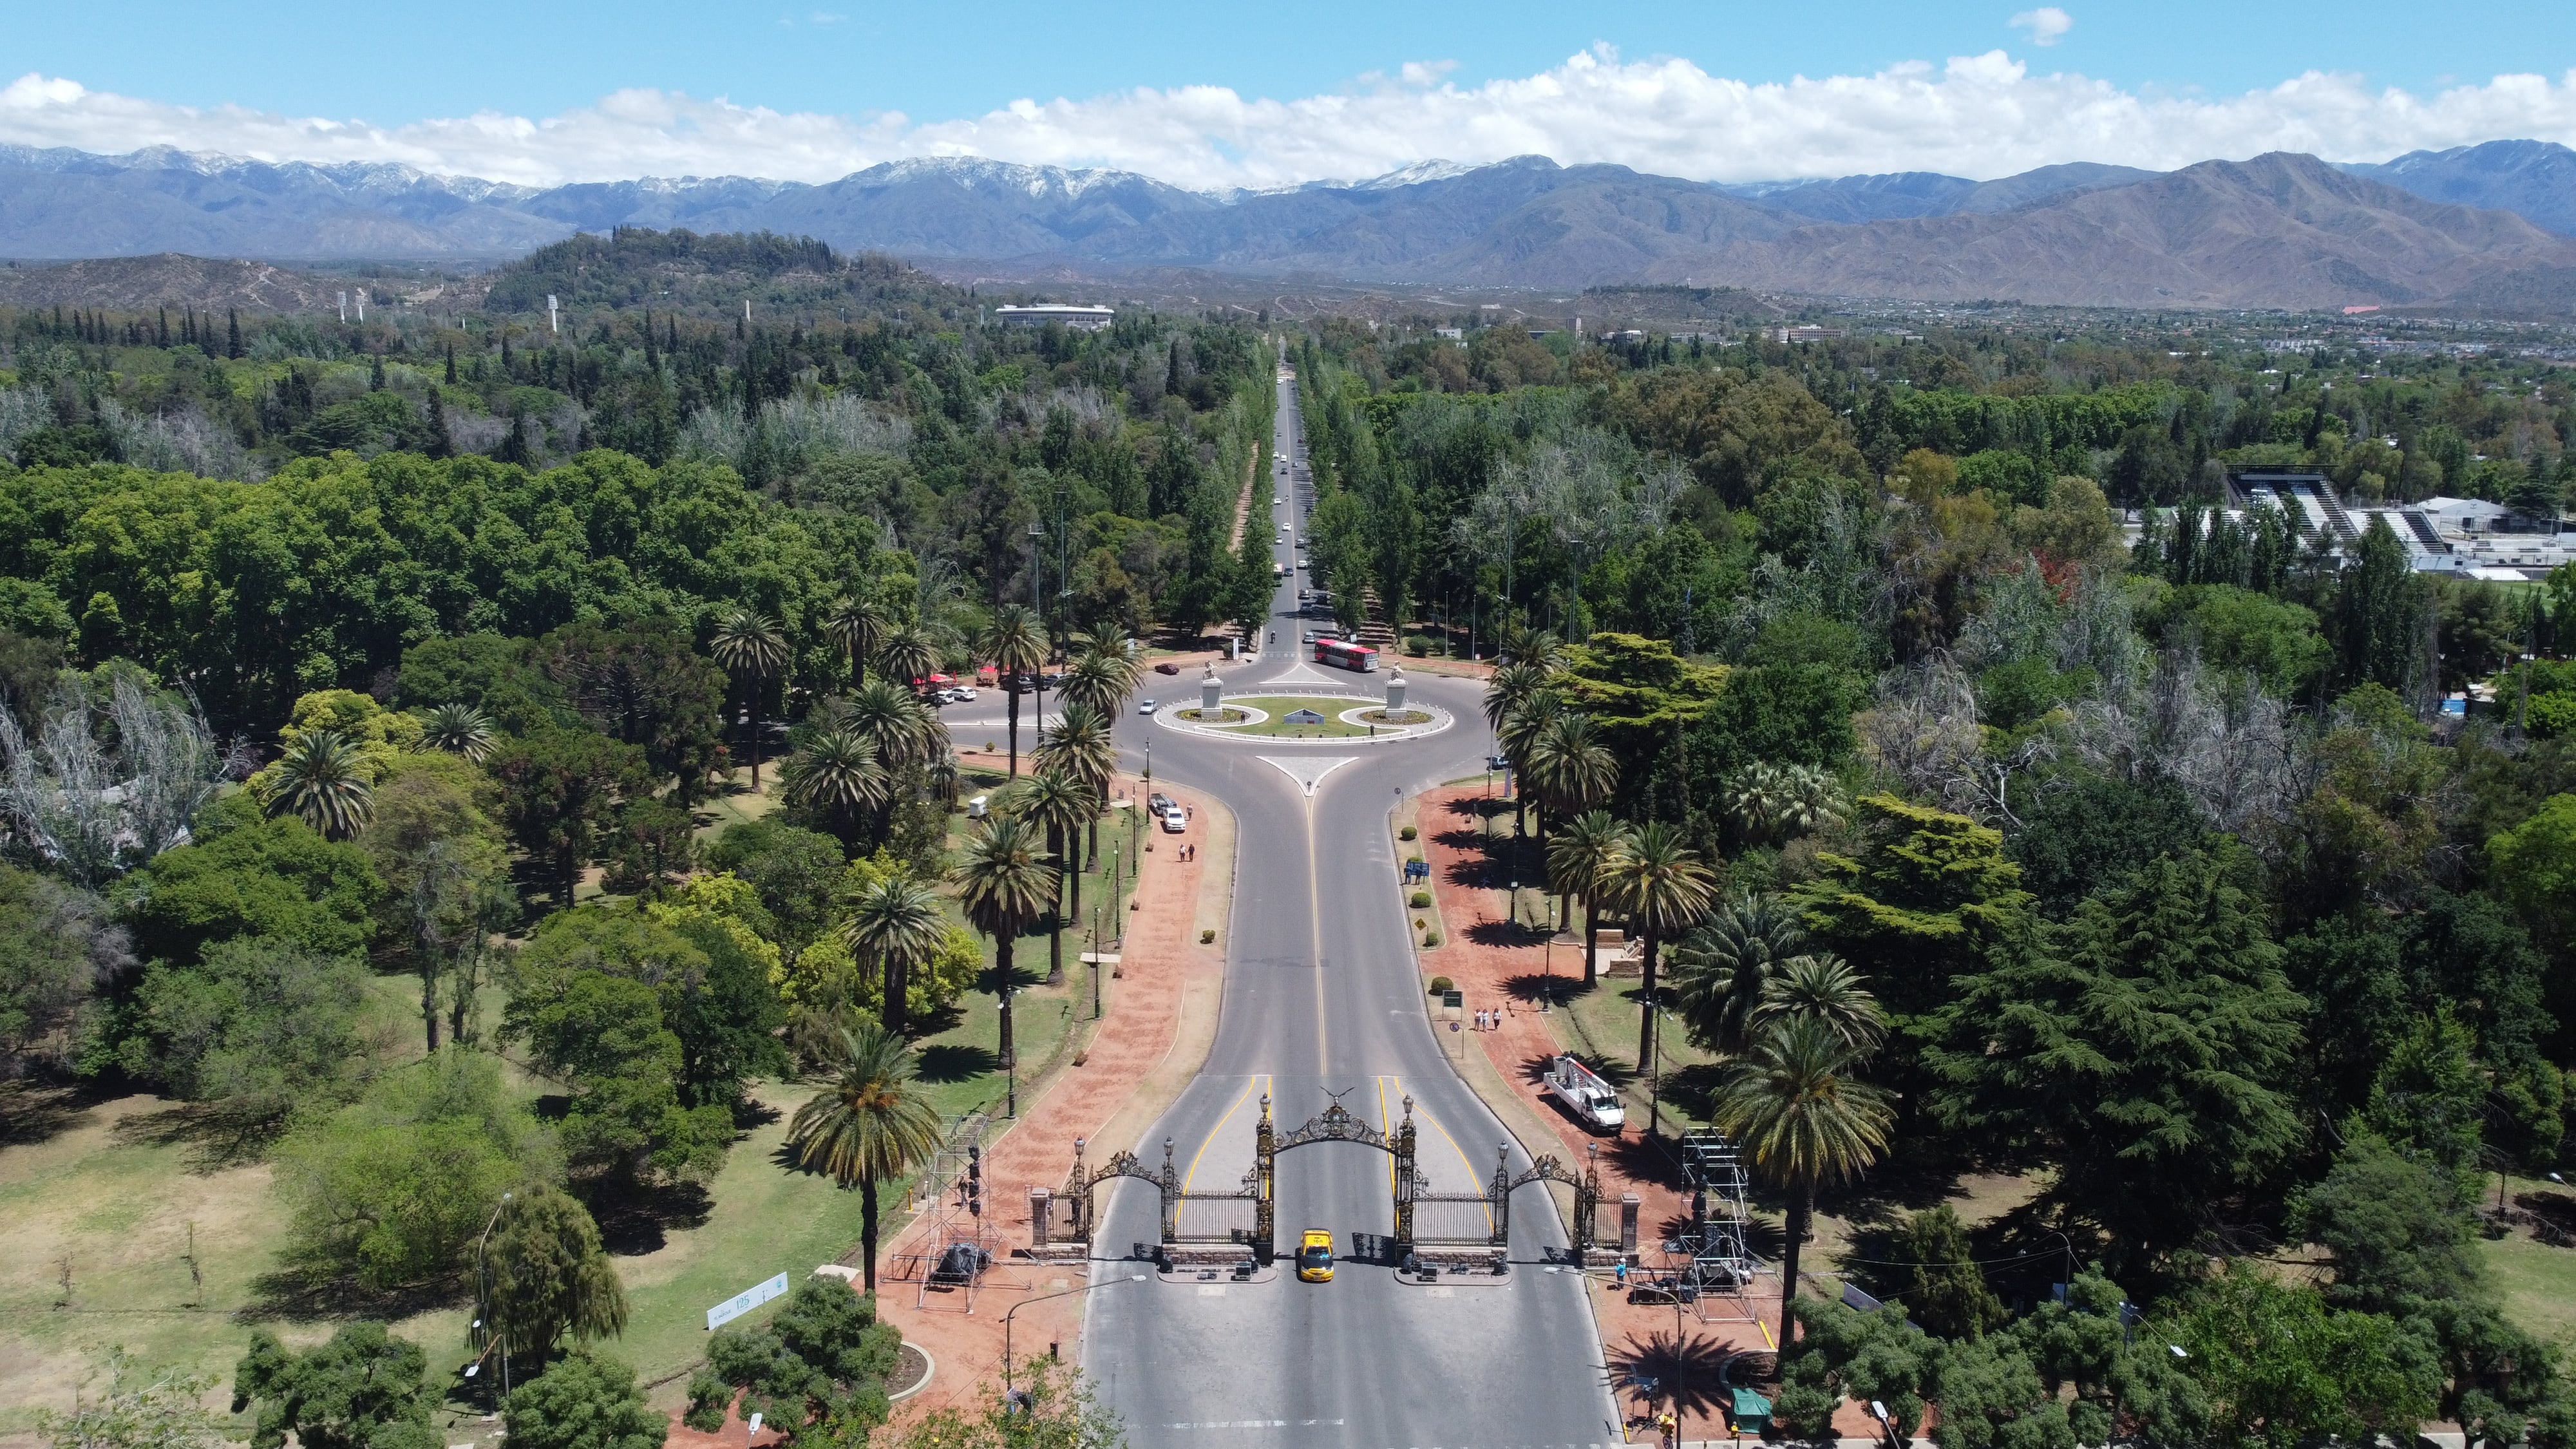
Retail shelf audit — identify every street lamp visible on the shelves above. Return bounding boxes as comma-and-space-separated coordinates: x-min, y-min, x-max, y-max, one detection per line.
470, 1191, 514, 1403
1003, 1274, 1150, 1398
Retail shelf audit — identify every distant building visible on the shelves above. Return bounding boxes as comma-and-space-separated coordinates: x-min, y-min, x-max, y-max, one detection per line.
1773, 325, 1846, 344
1433, 327, 1464, 341
993, 304, 1115, 332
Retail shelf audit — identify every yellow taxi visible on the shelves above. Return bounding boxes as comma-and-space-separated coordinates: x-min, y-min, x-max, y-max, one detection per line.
1294, 1229, 1334, 1282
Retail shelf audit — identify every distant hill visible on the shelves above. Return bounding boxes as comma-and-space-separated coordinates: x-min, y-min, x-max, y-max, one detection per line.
1721, 162, 2161, 223
1656, 153, 2576, 309
0, 252, 359, 310
6, 142, 2576, 311
2341, 140, 2576, 237
477, 227, 958, 317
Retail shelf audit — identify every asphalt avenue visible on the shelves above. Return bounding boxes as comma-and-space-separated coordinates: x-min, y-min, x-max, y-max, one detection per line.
1080, 368, 1620, 1448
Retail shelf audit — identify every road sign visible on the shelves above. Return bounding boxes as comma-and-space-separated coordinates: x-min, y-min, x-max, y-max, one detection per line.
706, 1272, 790, 1331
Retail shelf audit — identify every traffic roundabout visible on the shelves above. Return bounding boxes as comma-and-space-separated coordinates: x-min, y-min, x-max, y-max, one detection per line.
1151, 692, 1452, 744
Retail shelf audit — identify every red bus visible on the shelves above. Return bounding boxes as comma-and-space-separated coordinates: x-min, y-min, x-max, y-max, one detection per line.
1313, 638, 1378, 673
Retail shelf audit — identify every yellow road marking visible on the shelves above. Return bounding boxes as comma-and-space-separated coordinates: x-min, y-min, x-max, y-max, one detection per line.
1306, 790, 1326, 1075
1175, 1074, 1270, 1232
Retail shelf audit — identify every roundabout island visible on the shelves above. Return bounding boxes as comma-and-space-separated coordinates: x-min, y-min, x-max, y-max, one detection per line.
1151, 664, 1452, 743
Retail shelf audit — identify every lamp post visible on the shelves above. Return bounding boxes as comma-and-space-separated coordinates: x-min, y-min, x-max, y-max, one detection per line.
1028, 522, 1047, 725
470, 1191, 514, 1404
1003, 1274, 1149, 1399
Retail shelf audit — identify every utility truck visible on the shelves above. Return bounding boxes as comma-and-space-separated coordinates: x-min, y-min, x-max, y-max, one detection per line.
1544, 1056, 1625, 1133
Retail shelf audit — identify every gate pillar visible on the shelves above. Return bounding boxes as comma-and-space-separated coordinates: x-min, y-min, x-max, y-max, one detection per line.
1488, 1142, 1513, 1247
1253, 1095, 1276, 1264
1393, 1097, 1418, 1248
1158, 1137, 1180, 1243
1575, 1142, 1601, 1253
1029, 1188, 1051, 1249
1065, 1137, 1090, 1242
1620, 1192, 1642, 1260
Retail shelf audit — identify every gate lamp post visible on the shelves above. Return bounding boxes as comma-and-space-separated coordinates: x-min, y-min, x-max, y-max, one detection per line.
1003, 1274, 1149, 1398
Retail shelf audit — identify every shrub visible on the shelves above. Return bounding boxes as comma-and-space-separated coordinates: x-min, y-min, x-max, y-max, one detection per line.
1398, 824, 1417, 841
1198, 928, 1215, 944
1421, 931, 1442, 947
1403, 634, 1432, 656
1409, 891, 1431, 909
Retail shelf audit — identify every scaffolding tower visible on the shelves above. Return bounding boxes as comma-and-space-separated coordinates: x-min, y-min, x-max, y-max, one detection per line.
902, 1113, 1004, 1312
1676, 1130, 1761, 1324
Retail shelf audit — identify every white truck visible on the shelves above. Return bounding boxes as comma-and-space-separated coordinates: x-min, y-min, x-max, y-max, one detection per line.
1544, 1056, 1625, 1133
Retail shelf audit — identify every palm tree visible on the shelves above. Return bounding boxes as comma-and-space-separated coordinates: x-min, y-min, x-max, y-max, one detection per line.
1670, 893, 1809, 1057
1060, 645, 1142, 720
1724, 762, 1847, 848
1709, 1019, 1893, 1349
1481, 659, 1555, 735
952, 815, 1055, 1067
826, 594, 891, 690
421, 703, 495, 761
782, 726, 888, 846
787, 1023, 947, 1291
875, 626, 943, 696
1604, 820, 1719, 1074
1011, 768, 1098, 986
1546, 810, 1632, 987
841, 875, 948, 1037
709, 606, 788, 790
1524, 711, 1618, 925
1754, 954, 1887, 1053
1032, 700, 1117, 878
263, 730, 374, 839
979, 605, 1049, 777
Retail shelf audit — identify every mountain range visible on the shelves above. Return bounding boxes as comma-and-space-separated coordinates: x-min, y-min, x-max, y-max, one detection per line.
3, 139, 2575, 311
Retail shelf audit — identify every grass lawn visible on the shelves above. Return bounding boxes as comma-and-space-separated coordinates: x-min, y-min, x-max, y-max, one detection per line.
2483, 1180, 2576, 1354
1209, 695, 1377, 738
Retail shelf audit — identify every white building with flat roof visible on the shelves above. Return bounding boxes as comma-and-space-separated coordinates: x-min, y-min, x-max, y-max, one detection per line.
992, 304, 1115, 332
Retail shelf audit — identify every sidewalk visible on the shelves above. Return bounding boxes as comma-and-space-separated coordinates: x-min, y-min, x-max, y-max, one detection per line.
867, 765, 1232, 1425
1410, 785, 1887, 1445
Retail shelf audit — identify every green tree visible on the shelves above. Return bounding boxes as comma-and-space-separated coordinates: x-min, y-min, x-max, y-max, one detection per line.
825, 594, 891, 692
709, 607, 788, 789
359, 752, 510, 1052
1603, 820, 1718, 1072
538, 621, 730, 804
490, 728, 650, 904
1710, 1018, 1893, 1348
503, 1354, 664, 1449
781, 727, 888, 849
1012, 768, 1096, 986
488, 1187, 629, 1367
686, 1275, 903, 1443
39, 1349, 225, 1449
518, 971, 729, 1182
118, 795, 383, 965
1794, 793, 2034, 1025
2162, 1263, 2439, 1449
509, 905, 781, 1108
705, 820, 849, 956
259, 730, 375, 840
119, 936, 370, 1122
952, 816, 1054, 1068
835, 874, 952, 1040
1522, 712, 1618, 923
2489, 793, 2576, 958
1926, 846, 2306, 1255
0, 866, 128, 1078
885, 1359, 1121, 1449
1546, 810, 1631, 987
1030, 700, 1117, 871
978, 603, 1047, 777
786, 1024, 945, 1293
1901, 1204, 2005, 1340
1756, 954, 1887, 1053
1671, 893, 1808, 1056
274, 1050, 560, 1292
2332, 514, 2430, 694
231, 1325, 438, 1449
420, 703, 496, 761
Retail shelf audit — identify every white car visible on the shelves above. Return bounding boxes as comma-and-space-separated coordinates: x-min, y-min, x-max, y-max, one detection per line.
940, 686, 978, 703
1160, 807, 1187, 833
1139, 699, 1158, 715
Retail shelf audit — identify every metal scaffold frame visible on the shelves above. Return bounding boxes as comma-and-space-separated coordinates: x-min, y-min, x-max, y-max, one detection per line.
1674, 1130, 1763, 1325
900, 1113, 1010, 1312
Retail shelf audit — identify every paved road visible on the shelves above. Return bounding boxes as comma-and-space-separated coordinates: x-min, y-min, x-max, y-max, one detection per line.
1081, 368, 1620, 1448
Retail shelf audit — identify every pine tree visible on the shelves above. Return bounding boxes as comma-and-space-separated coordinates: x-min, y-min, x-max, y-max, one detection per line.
156, 307, 169, 347
2333, 515, 2427, 694
443, 344, 457, 385
226, 308, 243, 359
368, 353, 386, 392
426, 390, 453, 459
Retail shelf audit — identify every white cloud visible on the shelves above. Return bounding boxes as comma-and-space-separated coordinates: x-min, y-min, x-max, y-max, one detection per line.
5, 48, 2576, 193
2011, 8, 2074, 47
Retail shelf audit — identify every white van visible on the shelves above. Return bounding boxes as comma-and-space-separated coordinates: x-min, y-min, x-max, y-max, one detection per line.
967, 794, 990, 820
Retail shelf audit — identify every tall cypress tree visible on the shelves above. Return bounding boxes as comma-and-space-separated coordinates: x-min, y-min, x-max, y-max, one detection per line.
2333, 515, 2427, 695
226, 308, 243, 359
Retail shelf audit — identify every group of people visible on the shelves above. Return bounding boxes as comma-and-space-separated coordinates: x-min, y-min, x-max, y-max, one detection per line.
1473, 1007, 1504, 1031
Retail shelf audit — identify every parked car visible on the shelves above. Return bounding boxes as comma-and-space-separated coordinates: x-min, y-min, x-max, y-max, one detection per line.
1139, 699, 1158, 715
1153, 661, 1182, 676
1149, 792, 1173, 814
1160, 807, 1187, 833
945, 685, 978, 701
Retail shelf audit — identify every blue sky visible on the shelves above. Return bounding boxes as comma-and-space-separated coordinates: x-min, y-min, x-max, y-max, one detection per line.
1, 1, 2571, 187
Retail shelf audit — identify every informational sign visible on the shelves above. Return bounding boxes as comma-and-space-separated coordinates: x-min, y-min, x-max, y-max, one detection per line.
706, 1272, 789, 1331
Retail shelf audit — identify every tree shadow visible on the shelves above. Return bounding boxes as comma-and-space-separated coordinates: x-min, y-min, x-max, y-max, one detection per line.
1604, 1133, 1692, 1193
1499, 971, 1600, 1007
583, 1180, 716, 1256
110, 1099, 295, 1171
916, 1043, 1000, 1083
904, 1001, 967, 1040
732, 1096, 782, 1130
239, 1262, 463, 1325
1466, 919, 1546, 949
0, 1081, 105, 1148
1604, 1329, 1749, 1423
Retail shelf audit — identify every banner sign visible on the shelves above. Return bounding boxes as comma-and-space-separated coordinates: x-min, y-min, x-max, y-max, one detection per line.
707, 1273, 790, 1331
